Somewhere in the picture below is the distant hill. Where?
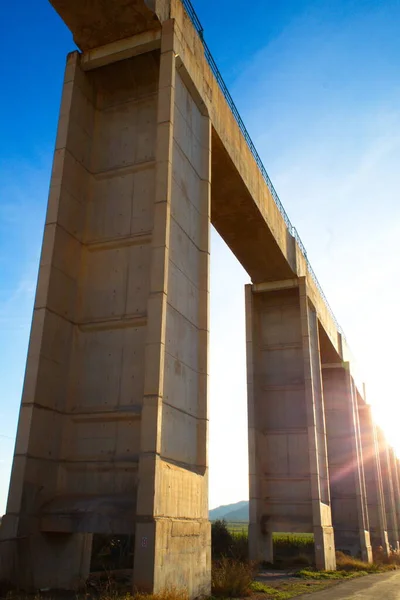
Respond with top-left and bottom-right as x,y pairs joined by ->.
209,500 -> 249,522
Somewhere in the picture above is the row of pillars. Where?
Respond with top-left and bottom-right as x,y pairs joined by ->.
246,279 -> 399,569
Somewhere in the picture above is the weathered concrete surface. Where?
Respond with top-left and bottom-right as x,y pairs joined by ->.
357,402 -> 390,554
246,279 -> 335,570
132,25 -> 211,595
323,365 -> 372,561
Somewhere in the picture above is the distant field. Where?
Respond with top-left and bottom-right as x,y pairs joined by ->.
212,522 -> 315,565
224,522 -> 314,543
226,521 -> 248,533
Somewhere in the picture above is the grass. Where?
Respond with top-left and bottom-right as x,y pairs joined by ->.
226,522 -> 248,534
296,568 -> 368,580
212,557 -> 255,597
249,580 -> 335,599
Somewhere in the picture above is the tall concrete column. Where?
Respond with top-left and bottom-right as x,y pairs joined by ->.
132,21 -> 211,596
357,402 -> 390,555
377,429 -> 399,551
322,365 -> 372,561
246,277 -> 336,570
388,447 -> 400,549
0,20 -> 211,597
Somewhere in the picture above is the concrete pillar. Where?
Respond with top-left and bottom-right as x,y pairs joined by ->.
132,21 -> 211,596
377,429 -> 399,551
389,447 -> 400,548
246,277 -> 336,570
357,402 -> 390,555
323,365 -> 372,561
0,20 -> 211,597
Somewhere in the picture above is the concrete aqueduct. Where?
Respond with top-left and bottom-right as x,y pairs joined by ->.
1,0 -> 399,596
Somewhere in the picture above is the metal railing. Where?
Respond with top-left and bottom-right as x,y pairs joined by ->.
181,0 -> 345,339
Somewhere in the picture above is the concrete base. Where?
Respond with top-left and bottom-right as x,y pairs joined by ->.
248,523 -> 273,565
134,519 -> 211,597
0,516 -> 92,590
370,530 -> 390,557
314,525 -> 336,571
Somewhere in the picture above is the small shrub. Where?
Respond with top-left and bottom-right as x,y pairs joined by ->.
211,520 -> 249,561
335,551 -> 380,573
212,520 -> 233,559
373,546 -> 400,566
212,558 -> 254,597
230,531 -> 249,562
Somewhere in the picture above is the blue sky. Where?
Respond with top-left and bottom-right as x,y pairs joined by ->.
1,0 -> 400,513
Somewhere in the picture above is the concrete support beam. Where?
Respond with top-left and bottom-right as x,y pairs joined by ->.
323,364 -> 372,561
377,429 -> 399,551
0,20 -> 211,597
357,402 -> 390,555
81,29 -> 162,71
48,0 -> 169,51
246,278 -> 336,570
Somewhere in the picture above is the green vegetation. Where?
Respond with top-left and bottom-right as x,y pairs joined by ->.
249,579 -> 334,599
225,521 -> 248,534
271,534 -> 314,568
209,522 -> 400,598
212,520 -> 248,561
213,521 -> 314,567
296,568 -> 367,580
